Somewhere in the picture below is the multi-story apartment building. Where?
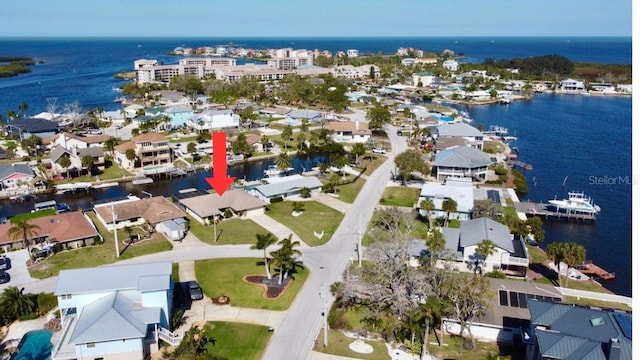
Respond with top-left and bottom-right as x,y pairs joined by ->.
266,48 -> 314,70
214,64 -> 293,83
134,58 -> 236,84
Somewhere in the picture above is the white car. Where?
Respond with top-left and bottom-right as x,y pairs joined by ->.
372,148 -> 386,154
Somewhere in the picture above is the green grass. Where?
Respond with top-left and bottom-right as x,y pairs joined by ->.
172,263 -> 180,283
427,333 -> 521,360
169,135 -> 199,143
56,164 -> 130,184
203,321 -> 272,360
314,329 -> 390,360
447,219 -> 461,228
265,201 -> 343,246
10,209 -> 56,222
503,206 -> 518,217
187,215 -> 275,245
483,140 -> 506,154
28,212 -> 173,279
563,296 -> 631,311
335,177 -> 366,203
195,258 -> 308,311
379,187 -> 420,207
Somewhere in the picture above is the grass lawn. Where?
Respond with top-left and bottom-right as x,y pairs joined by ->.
379,187 -> 420,207
361,155 -> 387,176
187,215 -> 275,245
447,219 -> 461,228
335,177 -> 366,203
427,332 -> 522,360
195,258 -> 308,311
563,296 -> 631,311
362,211 -> 427,246
169,135 -> 199,143
313,329 -> 390,360
56,164 -> 130,184
203,321 -> 272,360
483,140 -> 506,154
10,209 -> 56,222
265,201 -> 343,246
28,212 -> 173,279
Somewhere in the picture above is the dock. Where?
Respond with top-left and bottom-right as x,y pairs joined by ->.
577,260 -> 615,280
507,159 -> 533,170
514,201 -> 597,221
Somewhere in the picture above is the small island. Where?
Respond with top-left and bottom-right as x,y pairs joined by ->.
0,57 -> 37,77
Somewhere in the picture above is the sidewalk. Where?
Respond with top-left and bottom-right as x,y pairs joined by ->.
311,192 -> 352,214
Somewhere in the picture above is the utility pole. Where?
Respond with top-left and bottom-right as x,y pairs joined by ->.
320,283 -> 328,347
357,214 -> 362,267
111,203 -> 120,257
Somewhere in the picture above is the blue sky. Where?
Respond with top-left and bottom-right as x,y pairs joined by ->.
0,0 -> 632,37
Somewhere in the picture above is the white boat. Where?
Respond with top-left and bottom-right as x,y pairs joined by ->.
548,191 -> 601,214
264,165 -> 293,178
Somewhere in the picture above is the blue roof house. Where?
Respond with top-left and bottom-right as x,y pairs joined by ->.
5,117 -> 60,140
53,262 -> 178,359
165,106 -> 194,129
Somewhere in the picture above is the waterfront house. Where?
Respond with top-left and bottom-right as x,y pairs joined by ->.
0,163 -> 35,191
114,133 -> 172,169
53,262 -> 175,360
93,196 -> 186,234
441,217 -> 529,276
559,78 -> 586,92
433,145 -> 492,181
187,109 -> 240,132
324,120 -> 372,143
46,132 -> 111,150
49,145 -> 105,177
174,189 -> 267,225
523,300 -> 632,360
0,211 -> 99,251
417,177 -> 475,221
434,122 -> 485,150
5,117 -> 60,141
442,278 -> 562,344
249,175 -> 323,202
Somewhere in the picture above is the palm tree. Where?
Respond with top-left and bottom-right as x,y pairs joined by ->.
300,118 -> 309,132
351,143 -> 366,166
58,154 -> 72,178
7,219 -> 41,258
104,138 -> 120,154
81,154 -> 94,175
18,102 -> 28,117
419,198 -> 435,229
441,198 -> 458,227
275,153 -> 292,172
563,242 -> 586,288
546,242 -> 567,286
281,125 -> 293,150
125,148 -> 137,168
251,232 -> 277,279
299,187 -> 311,199
0,286 -> 36,317
292,202 -> 305,213
270,234 -> 302,285
475,240 -> 497,275
425,229 -> 445,267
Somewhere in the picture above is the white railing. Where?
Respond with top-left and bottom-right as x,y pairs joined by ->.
158,327 -> 182,346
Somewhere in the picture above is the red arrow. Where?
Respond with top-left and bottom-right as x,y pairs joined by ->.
205,132 -> 235,195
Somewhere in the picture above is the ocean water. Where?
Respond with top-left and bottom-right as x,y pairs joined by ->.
0,37 -> 632,296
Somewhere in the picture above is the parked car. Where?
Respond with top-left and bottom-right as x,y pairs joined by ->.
0,271 -> 9,284
188,281 -> 204,301
372,148 -> 386,154
0,256 -> 8,271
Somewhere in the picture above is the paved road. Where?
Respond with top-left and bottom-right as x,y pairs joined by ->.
261,126 -> 407,360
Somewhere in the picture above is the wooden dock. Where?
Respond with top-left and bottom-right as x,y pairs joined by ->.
507,159 -> 533,170
513,201 -> 597,221
577,260 -> 615,280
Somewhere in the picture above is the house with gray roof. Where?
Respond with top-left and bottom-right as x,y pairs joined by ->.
249,174 -> 323,202
440,217 -> 529,276
418,177 -> 475,221
176,189 -> 267,225
5,117 -> 60,140
433,145 -> 493,181
434,122 -> 485,150
286,109 -> 323,122
0,163 -> 35,191
53,262 -> 176,360
524,300 -> 632,360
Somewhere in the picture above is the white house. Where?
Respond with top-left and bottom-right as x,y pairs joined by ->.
53,262 -> 176,360
559,78 -> 586,91
175,189 -> 267,225
434,123 -> 485,150
346,49 -> 359,58
187,109 -> 240,132
443,59 -> 459,71
412,72 -> 435,87
249,175 -> 323,202
441,217 -> 529,276
417,177 -> 475,221
324,120 -> 372,143
433,145 -> 492,181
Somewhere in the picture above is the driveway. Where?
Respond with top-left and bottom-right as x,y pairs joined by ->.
0,249 -> 35,291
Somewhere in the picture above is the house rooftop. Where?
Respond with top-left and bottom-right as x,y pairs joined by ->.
0,211 -> 98,245
254,175 -> 323,198
434,145 -> 492,168
0,163 -> 34,181
436,122 -> 484,137
177,190 -> 266,218
94,196 -> 186,224
131,132 -> 168,143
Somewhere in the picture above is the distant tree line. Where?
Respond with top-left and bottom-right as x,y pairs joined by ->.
483,55 -> 575,77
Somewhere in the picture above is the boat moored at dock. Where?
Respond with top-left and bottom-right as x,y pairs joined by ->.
548,191 -> 601,215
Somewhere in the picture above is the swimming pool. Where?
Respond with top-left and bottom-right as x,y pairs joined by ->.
12,330 -> 53,360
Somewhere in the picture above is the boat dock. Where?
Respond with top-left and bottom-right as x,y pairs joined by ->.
514,201 -> 597,221
577,260 -> 615,280
507,159 -> 533,170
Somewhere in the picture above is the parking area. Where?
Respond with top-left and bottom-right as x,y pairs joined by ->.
0,250 -> 35,291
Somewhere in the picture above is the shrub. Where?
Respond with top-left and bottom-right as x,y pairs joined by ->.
270,196 -> 283,203
485,270 -> 507,279
37,293 -> 58,315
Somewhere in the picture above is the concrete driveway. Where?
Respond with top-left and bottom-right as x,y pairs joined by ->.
0,249 -> 35,291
